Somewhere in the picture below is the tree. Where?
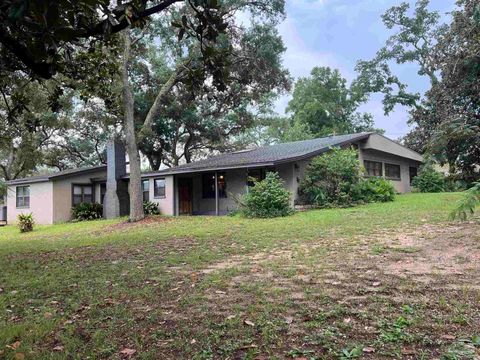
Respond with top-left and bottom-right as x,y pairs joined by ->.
410,0 -> 480,181
120,0 -> 286,221
353,0 -> 444,115
132,20 -> 290,169
0,73 -> 71,182
0,0 -> 189,78
285,66 -> 376,140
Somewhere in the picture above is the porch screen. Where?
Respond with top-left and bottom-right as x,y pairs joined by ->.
202,173 -> 226,198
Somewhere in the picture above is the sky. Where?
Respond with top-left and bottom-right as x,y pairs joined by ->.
274,0 -> 456,139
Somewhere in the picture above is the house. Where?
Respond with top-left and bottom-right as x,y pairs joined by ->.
5,132 -> 423,224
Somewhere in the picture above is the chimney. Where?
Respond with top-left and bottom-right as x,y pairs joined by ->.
104,140 -> 127,219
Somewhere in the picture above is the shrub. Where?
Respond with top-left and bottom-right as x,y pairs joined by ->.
72,202 -> 103,221
298,148 -> 361,207
143,201 -> 160,215
353,177 -> 396,203
451,182 -> 480,220
241,172 -> 293,218
411,163 -> 446,193
18,213 -> 34,233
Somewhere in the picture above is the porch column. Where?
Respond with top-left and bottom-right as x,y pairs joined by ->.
215,171 -> 219,216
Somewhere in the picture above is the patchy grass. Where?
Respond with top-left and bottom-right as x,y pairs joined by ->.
0,193 -> 479,359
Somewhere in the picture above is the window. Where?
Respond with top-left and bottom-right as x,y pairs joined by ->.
72,184 -> 93,206
409,167 -> 418,185
364,160 -> 383,177
16,186 -> 30,208
154,178 -> 166,198
385,163 -> 401,180
247,167 -> 275,187
100,183 -> 107,204
202,172 -> 227,198
142,180 -> 150,202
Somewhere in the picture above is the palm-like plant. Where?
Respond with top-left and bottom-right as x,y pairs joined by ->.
451,183 -> 480,220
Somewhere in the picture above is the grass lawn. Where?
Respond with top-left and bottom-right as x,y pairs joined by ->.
0,193 -> 479,359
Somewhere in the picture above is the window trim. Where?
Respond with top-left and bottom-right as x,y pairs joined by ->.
142,179 -> 150,202
153,178 -> 166,199
16,185 -> 30,209
364,160 -> 383,177
385,163 -> 401,181
71,183 -> 95,207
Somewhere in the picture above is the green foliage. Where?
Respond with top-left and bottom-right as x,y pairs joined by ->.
451,182 -> 480,220
353,177 -> 396,203
17,213 -> 34,233
412,163 -> 446,193
299,148 -> 362,207
143,201 -> 160,215
299,148 -> 396,207
71,203 -> 103,222
285,66 -> 375,141
241,172 -> 292,218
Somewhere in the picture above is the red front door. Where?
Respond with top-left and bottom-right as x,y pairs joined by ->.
178,178 -> 192,215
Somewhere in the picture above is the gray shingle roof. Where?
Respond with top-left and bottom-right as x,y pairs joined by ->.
5,165 -> 107,185
146,132 -> 372,175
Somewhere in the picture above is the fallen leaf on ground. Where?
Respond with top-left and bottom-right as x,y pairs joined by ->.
285,316 -> 294,324
8,341 -> 21,350
440,335 -> 456,340
190,339 -> 196,345
363,347 -> 375,353
372,282 -> 381,287
44,312 -> 53,319
215,290 -> 226,295
15,353 -> 25,360
120,348 -> 136,356
53,345 -> 64,351
226,315 -> 236,320
244,320 -> 255,327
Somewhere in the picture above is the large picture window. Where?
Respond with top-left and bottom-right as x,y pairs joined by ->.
142,180 -> 150,201
154,178 -> 166,198
364,160 -> 383,177
202,173 -> 227,198
385,163 -> 401,180
72,184 -> 93,206
16,186 -> 30,208
100,183 -> 106,204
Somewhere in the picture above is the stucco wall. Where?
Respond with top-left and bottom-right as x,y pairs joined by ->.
52,169 -> 107,223
145,175 -> 175,216
360,148 -> 421,193
7,181 -> 54,225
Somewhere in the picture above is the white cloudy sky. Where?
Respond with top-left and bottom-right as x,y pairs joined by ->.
274,0 -> 456,139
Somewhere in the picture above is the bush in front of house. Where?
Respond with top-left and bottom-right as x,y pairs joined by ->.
298,147 -> 361,207
18,213 -> 35,233
411,163 -> 446,193
298,148 -> 396,208
143,201 -> 160,215
353,177 -> 396,203
241,172 -> 293,218
71,203 -> 103,221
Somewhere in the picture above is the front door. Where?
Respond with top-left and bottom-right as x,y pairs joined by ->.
178,178 -> 193,215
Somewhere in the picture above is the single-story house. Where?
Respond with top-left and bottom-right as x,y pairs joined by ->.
4,132 -> 423,224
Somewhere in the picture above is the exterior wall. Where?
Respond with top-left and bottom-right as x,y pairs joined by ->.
362,133 -> 423,162
52,169 -> 107,223
7,181 -> 54,225
360,148 -> 421,193
145,175 -> 175,215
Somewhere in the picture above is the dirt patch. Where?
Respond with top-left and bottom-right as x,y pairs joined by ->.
101,216 -> 173,233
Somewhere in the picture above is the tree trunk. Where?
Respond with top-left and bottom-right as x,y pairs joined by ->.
121,29 -> 144,222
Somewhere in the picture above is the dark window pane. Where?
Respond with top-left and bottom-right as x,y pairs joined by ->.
16,186 -> 30,208
72,185 -> 94,206
409,167 -> 418,185
218,172 -> 227,198
154,178 -> 166,198
73,194 -> 83,206
385,163 -> 401,180
364,160 -> 383,177
202,173 -> 216,198
100,183 -> 107,204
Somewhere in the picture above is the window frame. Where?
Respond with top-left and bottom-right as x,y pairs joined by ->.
71,184 -> 94,206
385,163 -> 401,181
142,179 -> 150,202
153,178 -> 166,199
16,185 -> 30,208
364,160 -> 383,177
100,183 -> 107,205
202,172 -> 227,199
